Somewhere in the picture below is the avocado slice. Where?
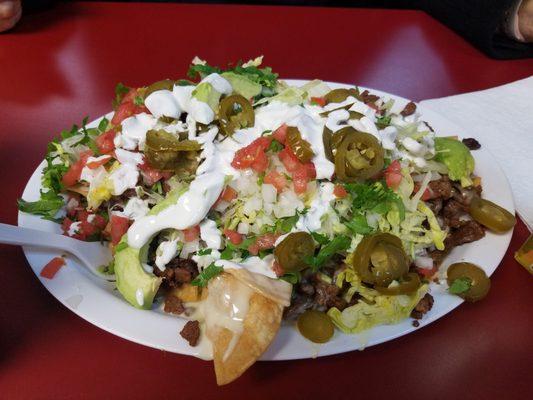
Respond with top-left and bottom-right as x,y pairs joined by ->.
114,238 -> 162,310
221,72 -> 262,99
192,82 -> 221,111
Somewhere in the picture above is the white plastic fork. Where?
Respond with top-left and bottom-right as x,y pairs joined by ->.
0,223 -> 114,281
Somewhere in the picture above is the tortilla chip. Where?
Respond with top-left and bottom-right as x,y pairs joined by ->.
226,267 -> 292,307
205,273 -> 283,385
169,283 -> 202,302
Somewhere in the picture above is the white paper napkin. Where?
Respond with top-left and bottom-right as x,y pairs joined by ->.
420,76 -> 533,231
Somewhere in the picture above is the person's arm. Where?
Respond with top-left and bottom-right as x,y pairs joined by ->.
0,0 -> 21,32
420,0 -> 533,59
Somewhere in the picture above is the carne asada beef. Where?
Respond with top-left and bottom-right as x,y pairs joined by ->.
411,293 -> 434,319
445,220 -> 485,248
180,320 -> 200,347
442,199 -> 469,228
427,176 -> 453,200
153,258 -> 199,288
164,295 -> 185,315
462,138 -> 481,150
400,101 -> 417,116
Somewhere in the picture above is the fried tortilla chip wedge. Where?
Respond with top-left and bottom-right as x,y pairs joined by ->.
205,273 -> 284,385
225,267 -> 292,307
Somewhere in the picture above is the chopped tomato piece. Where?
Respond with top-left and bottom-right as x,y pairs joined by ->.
111,101 -> 136,125
183,225 -> 200,242
264,170 -> 287,192
272,260 -> 284,277
333,184 -> 348,198
417,266 -> 438,279
95,129 -> 117,154
278,147 -> 300,173
302,162 -> 316,179
86,155 -> 111,169
272,124 -> 288,144
139,161 -> 165,186
310,97 -> 326,107
61,150 -> 93,187
248,242 -> 260,256
40,257 -> 66,280
231,137 -> 271,172
413,183 -> 432,201
220,186 -> 238,202
122,87 -> 138,104
224,229 -> 243,245
255,233 -> 280,250
384,160 -> 402,190
110,214 -> 130,245
292,166 -> 309,194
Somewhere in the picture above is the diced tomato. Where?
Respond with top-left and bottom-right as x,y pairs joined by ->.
110,214 -> 130,245
413,183 -> 432,201
111,101 -> 137,125
231,137 -> 272,172
292,166 -> 309,194
278,147 -> 300,173
65,194 -> 80,217
40,257 -> 66,280
95,129 -> 117,154
62,217 -> 74,235
272,124 -> 288,144
417,266 -> 438,279
61,150 -> 93,187
302,162 -> 316,179
310,97 -> 326,107
220,186 -> 238,202
255,233 -> 280,250
334,184 -> 348,199
133,104 -> 150,115
384,160 -> 402,190
122,88 -> 138,104
139,161 -> 165,186
272,260 -> 284,277
224,229 -> 243,245
86,155 -> 111,169
264,170 -> 287,192
183,225 -> 200,242
248,242 -> 260,256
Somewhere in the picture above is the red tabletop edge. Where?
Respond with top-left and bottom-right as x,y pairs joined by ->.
0,2 -> 532,399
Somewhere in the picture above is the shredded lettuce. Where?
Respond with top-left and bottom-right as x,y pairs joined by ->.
327,267 -> 429,334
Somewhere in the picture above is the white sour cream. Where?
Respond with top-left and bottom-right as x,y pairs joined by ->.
109,164 -> 139,196
144,90 -> 182,119
215,254 -> 277,279
123,197 -> 150,220
115,113 -> 157,150
296,182 -> 335,232
200,73 -> 232,95
200,219 -> 222,250
155,239 -> 179,271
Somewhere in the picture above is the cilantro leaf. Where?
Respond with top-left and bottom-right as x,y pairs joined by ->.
344,213 -> 373,235
17,190 -> 64,221
345,181 -> 405,221
267,139 -> 284,153
305,235 -> 351,271
191,263 -> 224,287
197,248 -> 212,256
448,277 -> 472,294
280,271 -> 301,284
376,115 -> 391,129
97,117 -> 109,133
134,95 -> 144,106
310,231 -> 329,245
113,82 -> 130,108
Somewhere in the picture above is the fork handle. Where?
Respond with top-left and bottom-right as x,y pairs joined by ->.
0,223 -> 77,253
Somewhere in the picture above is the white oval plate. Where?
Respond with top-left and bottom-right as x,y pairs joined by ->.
18,81 -> 514,360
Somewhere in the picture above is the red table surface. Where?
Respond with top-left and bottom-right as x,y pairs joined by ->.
1,2 -> 532,399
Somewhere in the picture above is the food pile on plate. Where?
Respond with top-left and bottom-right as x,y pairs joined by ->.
19,57 -> 515,384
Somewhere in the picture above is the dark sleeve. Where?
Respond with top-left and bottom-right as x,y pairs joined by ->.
419,0 -> 533,59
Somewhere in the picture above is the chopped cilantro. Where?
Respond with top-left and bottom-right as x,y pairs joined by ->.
97,117 -> 109,133
191,263 -> 224,287
376,115 -> 391,129
304,235 -> 351,271
345,181 -> 405,221
280,271 -> 301,284
113,82 -> 130,108
197,248 -> 212,256
268,139 -> 284,153
344,213 -> 373,235
449,277 -> 472,294
134,95 -> 144,106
